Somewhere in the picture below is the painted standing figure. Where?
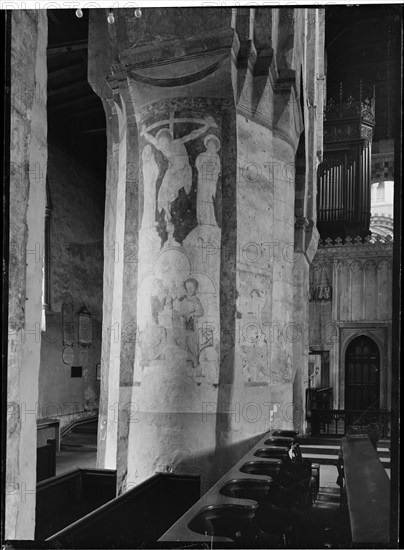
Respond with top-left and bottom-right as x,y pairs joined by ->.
150,278 -> 169,326
141,145 -> 159,229
195,134 -> 221,226
173,278 -> 204,367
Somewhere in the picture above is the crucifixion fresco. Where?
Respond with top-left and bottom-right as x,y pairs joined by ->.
139,109 -> 220,244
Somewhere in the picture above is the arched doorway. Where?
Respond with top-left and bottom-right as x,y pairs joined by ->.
345,335 -> 380,410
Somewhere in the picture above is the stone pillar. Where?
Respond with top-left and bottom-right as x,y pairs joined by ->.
89,7 -> 324,492
121,16 -> 234,491
89,12 -> 131,472
6,10 -> 47,540
96,95 -> 128,470
292,9 -> 324,435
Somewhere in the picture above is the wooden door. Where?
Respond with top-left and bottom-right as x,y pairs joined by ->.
345,335 -> 380,411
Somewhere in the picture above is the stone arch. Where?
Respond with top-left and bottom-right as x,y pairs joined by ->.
341,330 -> 384,361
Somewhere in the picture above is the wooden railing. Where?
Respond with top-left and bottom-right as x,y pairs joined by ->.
311,409 -> 391,439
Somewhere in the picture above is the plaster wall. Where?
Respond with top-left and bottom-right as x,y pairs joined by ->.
213,116 -> 297,476
37,144 -> 104,429
235,118 -> 297,434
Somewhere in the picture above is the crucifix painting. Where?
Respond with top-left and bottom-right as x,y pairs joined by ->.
139,107 -> 219,245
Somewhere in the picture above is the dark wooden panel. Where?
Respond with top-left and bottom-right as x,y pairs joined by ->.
46,473 -> 200,548
36,439 -> 56,482
35,468 -> 116,541
345,335 -> 380,411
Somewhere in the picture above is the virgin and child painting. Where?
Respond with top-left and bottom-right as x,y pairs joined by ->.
139,276 -> 214,372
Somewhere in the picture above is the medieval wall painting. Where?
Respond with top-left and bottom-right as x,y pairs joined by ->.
139,101 -> 221,246
140,145 -> 159,230
134,99 -> 222,387
237,278 -> 272,386
196,134 -> 221,226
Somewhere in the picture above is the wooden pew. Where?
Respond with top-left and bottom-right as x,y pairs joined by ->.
342,434 -> 390,546
36,468 -> 117,540
45,473 -> 200,548
37,438 -> 56,482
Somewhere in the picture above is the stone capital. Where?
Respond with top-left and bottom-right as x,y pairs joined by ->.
89,7 -> 308,149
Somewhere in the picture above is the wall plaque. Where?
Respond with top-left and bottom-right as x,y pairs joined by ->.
78,306 -> 92,347
62,346 -> 74,365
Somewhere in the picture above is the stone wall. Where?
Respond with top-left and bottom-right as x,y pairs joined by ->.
7,10 -> 47,540
37,143 -> 104,430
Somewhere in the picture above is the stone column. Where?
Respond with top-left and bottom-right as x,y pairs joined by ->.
292,9 -> 324,435
96,95 -> 129,470
89,12 -> 135,473
89,7 -> 324,492
6,10 -> 47,540
121,18 -> 234,492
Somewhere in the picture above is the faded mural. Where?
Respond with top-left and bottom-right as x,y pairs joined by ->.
134,100 -> 222,386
